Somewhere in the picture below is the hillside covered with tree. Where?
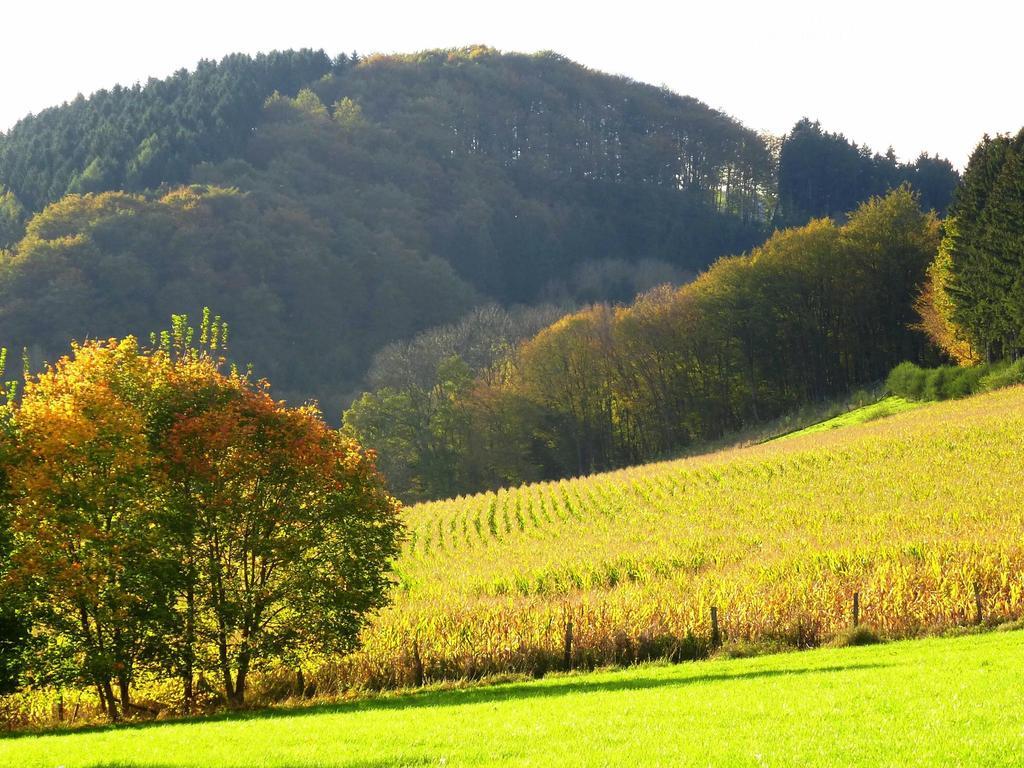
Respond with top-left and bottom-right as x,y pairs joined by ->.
346,188 -> 942,500
0,47 -> 959,414
0,47 -> 779,412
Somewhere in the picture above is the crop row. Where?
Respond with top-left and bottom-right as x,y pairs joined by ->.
344,387 -> 1024,689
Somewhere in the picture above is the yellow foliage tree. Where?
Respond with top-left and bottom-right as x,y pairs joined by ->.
914,219 -> 981,365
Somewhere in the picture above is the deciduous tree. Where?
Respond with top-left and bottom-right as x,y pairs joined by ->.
4,314 -> 403,716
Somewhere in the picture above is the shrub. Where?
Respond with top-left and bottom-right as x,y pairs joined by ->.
923,366 -> 956,400
946,364 -> 990,398
887,362 -> 927,400
978,359 -> 1024,392
885,360 -> 1024,402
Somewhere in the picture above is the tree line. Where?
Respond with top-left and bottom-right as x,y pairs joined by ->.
776,118 -> 959,226
0,313 -> 402,720
345,188 -> 941,501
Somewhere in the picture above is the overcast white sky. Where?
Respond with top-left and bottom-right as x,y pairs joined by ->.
4,0 -> 1021,168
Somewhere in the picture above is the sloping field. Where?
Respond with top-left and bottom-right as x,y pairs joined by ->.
337,386 -> 1024,688
4,630 -> 1023,767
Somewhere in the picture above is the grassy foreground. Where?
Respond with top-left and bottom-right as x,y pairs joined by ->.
4,629 -> 1023,767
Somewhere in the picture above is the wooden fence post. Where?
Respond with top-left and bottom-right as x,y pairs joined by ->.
974,582 -> 984,625
564,619 -> 574,671
710,606 -> 721,649
412,638 -> 425,687
852,592 -> 860,628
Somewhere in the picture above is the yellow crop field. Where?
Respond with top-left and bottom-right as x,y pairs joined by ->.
337,386 -> 1024,689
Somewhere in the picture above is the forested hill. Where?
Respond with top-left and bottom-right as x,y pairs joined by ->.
0,47 -> 959,415
0,50 -> 336,211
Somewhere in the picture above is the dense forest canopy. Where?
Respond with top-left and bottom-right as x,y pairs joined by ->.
0,47 -> 959,415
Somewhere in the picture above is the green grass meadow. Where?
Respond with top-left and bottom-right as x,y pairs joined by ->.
4,629 -> 1023,768
769,395 -> 922,442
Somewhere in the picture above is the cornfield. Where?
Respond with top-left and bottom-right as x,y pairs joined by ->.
336,386 -> 1024,688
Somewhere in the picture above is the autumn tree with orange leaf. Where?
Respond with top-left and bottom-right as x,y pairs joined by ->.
162,373 -> 403,707
3,312 -> 403,718
6,339 -> 174,720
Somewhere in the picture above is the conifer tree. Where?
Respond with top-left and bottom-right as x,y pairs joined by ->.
946,130 -> 1024,359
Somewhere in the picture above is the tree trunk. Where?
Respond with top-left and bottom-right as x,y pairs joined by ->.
231,650 -> 251,707
112,623 -> 131,713
217,606 -> 235,704
101,678 -> 119,722
95,682 -> 108,720
214,576 -> 234,703
232,667 -> 248,707
183,673 -> 194,716
118,674 -> 131,713
219,639 -> 235,705
183,582 -> 196,715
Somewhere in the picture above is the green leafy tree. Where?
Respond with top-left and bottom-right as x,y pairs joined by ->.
914,219 -> 980,364
344,304 -> 561,500
946,130 -> 1024,360
344,357 -> 472,501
